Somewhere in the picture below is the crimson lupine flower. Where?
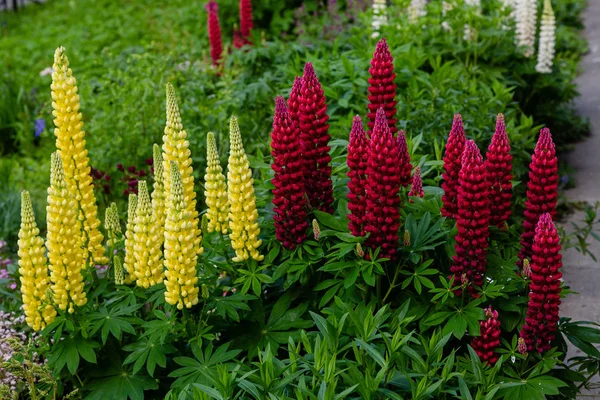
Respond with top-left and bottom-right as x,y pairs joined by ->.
347,116 -> 369,236
451,140 -> 491,295
233,28 -> 245,49
442,114 -> 466,218
485,114 -> 513,228
298,63 -> 334,213
397,130 -> 412,187
364,108 -> 402,260
408,167 -> 424,201
472,306 -> 501,365
520,213 -> 562,353
287,76 -> 302,125
271,97 -> 308,249
367,38 -> 397,136
517,128 -> 558,268
206,1 -> 223,66
239,0 -> 253,41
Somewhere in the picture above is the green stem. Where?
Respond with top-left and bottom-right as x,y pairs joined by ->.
382,266 -> 402,305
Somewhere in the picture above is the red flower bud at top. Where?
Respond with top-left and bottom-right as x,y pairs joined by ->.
347,116 -> 369,236
367,38 -> 398,136
271,96 -> 309,249
408,166 -> 424,201
397,130 -> 412,187
239,0 -> 253,41
442,114 -> 466,218
472,306 -> 501,365
298,63 -> 334,213
287,76 -> 303,125
233,27 -> 245,49
517,128 -> 558,268
520,213 -> 562,354
206,1 -> 223,67
484,114 -> 513,228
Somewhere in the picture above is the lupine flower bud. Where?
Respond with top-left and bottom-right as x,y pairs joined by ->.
408,167 -> 424,201
409,0 -> 427,23
442,114 -> 466,218
206,1 -> 223,66
535,0 -> 555,74
123,194 -> 138,284
201,214 -> 209,235
520,213 -> 562,353
202,284 -> 210,300
51,47 -> 106,265
515,0 -> 536,57
451,140 -> 491,296
114,255 -> 125,286
356,243 -> 365,258
205,132 -> 230,235
472,306 -> 501,365
271,97 -> 308,249
287,76 -> 302,127
18,191 -> 56,331
367,38 -> 397,136
105,203 -> 121,234
518,337 -> 528,356
518,128 -> 558,268
347,116 -> 369,237
298,63 -> 334,213
227,117 -> 264,262
397,130 -> 412,187
523,258 -> 531,278
152,144 -> 166,242
484,114 -> 513,228
239,0 -> 253,43
312,219 -> 321,241
403,230 -> 411,247
364,108 -> 402,260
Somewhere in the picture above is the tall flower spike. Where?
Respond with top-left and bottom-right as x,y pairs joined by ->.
163,83 -> 202,256
132,181 -> 164,288
520,213 -> 562,353
515,0 -> 537,57
298,62 -> 334,213
123,194 -> 138,284
485,114 -> 513,228
371,0 -> 388,38
206,1 -> 223,66
18,191 -> 56,331
397,130 -> 412,187
47,153 -> 87,313
518,128 -> 558,268
408,0 -> 427,23
239,0 -> 253,42
152,144 -> 166,240
228,117 -> 264,261
114,255 -> 125,286
287,76 -> 303,128
364,108 -> 402,260
451,140 -> 491,296
441,114 -> 467,218
51,47 -> 106,265
164,162 -> 200,309
205,132 -> 230,234
104,202 -> 122,248
367,38 -> 397,136
536,0 -> 556,74
347,116 -> 369,237
408,167 -> 424,201
271,96 -> 309,249
472,306 -> 501,365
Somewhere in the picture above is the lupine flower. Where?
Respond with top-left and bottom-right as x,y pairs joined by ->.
239,0 -> 253,43
47,153 -> 87,313
356,243 -> 365,258
202,283 -> 210,299
206,1 -> 223,66
371,0 -> 388,38
151,144 -> 166,246
408,167 -> 424,201
51,47 -> 106,265
518,337 -> 528,356
515,0 -> 537,57
164,162 -> 200,309
472,306 -> 501,365
132,181 -> 164,288
408,0 -> 427,23
397,130 -> 412,187
312,219 -> 321,240
287,76 -> 303,126
271,97 -> 308,249
536,0 -> 556,73
441,114 -> 466,218
520,213 -> 562,353
484,114 -> 513,228
364,108 -> 402,260
123,194 -> 138,284
113,255 -> 125,286
347,116 -> 369,237
34,118 -> 45,138
298,63 -> 334,213
104,202 -> 121,248
233,27 -> 245,49
451,140 -> 491,295
18,191 -> 55,331
367,38 -> 397,136
163,83 -> 202,256
523,258 -> 532,278
517,128 -> 558,268
227,117 -> 263,262
403,230 -> 411,247
205,132 -> 230,234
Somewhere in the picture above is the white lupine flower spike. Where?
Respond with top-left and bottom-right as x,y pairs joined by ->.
515,0 -> 537,57
536,0 -> 555,73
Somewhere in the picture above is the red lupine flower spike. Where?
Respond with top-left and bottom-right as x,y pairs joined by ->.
397,130 -> 412,187
517,128 -> 558,268
451,140 -> 491,296
520,213 -> 562,353
239,0 -> 253,42
298,63 -> 334,213
367,38 -> 398,135
485,114 -> 513,228
408,166 -> 424,201
442,114 -> 467,218
233,27 -> 245,49
347,116 -> 369,236
287,76 -> 303,125
364,108 -> 402,260
206,1 -> 223,67
472,306 -> 501,365
271,96 -> 309,249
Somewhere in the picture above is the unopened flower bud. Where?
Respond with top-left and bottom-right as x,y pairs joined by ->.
202,284 -> 210,299
114,255 -> 124,286
522,258 -> 531,278
312,219 -> 321,240
356,243 -> 364,258
518,337 -> 528,356
403,230 -> 411,247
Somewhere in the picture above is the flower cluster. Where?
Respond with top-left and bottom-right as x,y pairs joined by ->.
371,0 -> 387,38
287,76 -> 302,125
151,144 -> 166,241
441,114 -> 466,218
206,1 -> 223,66
536,0 -> 556,74
472,306 -> 501,365
117,162 -> 150,196
397,130 -> 412,187
367,38 -> 397,136
204,132 -> 230,235
484,114 -> 512,228
347,116 -> 369,237
104,202 -> 121,248
408,0 -> 427,23
408,167 -> 424,201
515,0 -> 537,57
239,0 -> 253,43
123,194 -> 138,284
90,167 -> 111,195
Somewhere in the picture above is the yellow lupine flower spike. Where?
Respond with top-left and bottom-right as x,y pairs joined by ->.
162,83 -> 202,256
18,191 -> 56,331
227,117 -> 263,262
205,132 -> 229,234
47,153 -> 87,313
51,47 -> 106,265
123,194 -> 138,284
132,181 -> 164,288
114,255 -> 125,286
152,144 -> 166,242
104,203 -> 121,248
164,161 -> 199,309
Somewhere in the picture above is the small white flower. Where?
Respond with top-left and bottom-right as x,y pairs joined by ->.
372,0 -> 388,37
535,0 -> 555,73
39,67 -> 53,77
408,0 -> 427,24
515,0 -> 537,57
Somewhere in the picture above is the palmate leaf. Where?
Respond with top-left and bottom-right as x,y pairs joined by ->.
169,343 -> 241,389
47,336 -> 100,375
89,305 -> 142,344
123,338 -> 176,377
85,365 -> 158,400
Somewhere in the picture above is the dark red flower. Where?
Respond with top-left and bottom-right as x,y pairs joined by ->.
517,128 -> 558,268
271,96 -> 309,249
287,76 -> 302,126
117,163 -> 124,172
206,1 -> 223,67
239,0 -> 253,42
233,27 -> 245,49
442,114 -> 466,218
397,129 -> 412,187
367,38 -> 397,136
145,158 -> 153,166
408,166 -> 424,201
347,115 -> 369,237
298,63 -> 333,213
127,165 -> 136,173
485,114 -> 513,228
472,306 -> 501,365
520,213 -> 562,353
